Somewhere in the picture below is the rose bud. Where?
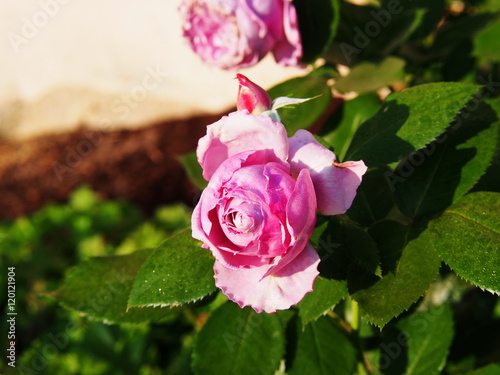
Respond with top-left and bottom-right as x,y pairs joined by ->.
236,74 -> 273,114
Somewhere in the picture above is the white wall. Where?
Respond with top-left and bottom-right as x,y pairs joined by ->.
0,0 -> 305,139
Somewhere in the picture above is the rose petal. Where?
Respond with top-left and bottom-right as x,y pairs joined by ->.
192,150 -> 286,270
288,129 -> 367,215
262,168 -> 316,277
197,110 -> 289,180
272,0 -> 303,66
214,243 -> 320,313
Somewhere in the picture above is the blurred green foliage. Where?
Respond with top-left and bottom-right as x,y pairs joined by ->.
0,186 -> 196,375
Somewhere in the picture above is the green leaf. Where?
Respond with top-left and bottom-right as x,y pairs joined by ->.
392,99 -> 499,218
294,0 -> 340,63
381,304 -> 454,375
177,151 -> 207,191
334,57 -> 405,94
267,68 -> 334,134
298,276 -> 348,327
192,302 -> 285,375
287,315 -> 358,375
127,229 -> 216,309
350,220 -> 442,328
344,82 -> 480,167
321,93 -> 381,161
477,0 -> 500,12
428,192 -> 500,294
271,95 -> 319,110
54,249 -> 173,323
347,166 -> 395,227
474,19 -> 500,64
464,364 -> 500,375
473,96 -> 500,193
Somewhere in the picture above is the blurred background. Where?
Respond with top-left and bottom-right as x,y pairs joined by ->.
0,1 -> 303,373
0,0 -> 304,220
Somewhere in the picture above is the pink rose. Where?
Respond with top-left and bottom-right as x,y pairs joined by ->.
192,110 -> 367,313
179,0 -> 302,70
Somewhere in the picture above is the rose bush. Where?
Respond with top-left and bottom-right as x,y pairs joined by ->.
192,110 -> 367,313
179,0 -> 302,70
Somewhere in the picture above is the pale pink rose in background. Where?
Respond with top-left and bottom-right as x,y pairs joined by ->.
179,0 -> 302,70
192,110 -> 367,313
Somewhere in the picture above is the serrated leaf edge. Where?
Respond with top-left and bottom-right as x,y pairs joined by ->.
355,252 -> 441,329
125,229 -> 216,310
56,300 -> 172,325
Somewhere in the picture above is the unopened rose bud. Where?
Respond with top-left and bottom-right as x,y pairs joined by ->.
236,74 -> 272,114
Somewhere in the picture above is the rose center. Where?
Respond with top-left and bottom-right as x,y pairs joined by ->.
218,197 -> 263,248
225,210 -> 254,233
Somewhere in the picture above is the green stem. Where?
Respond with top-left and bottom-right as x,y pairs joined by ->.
357,362 -> 368,375
327,310 -> 352,333
183,309 -> 200,331
351,299 -> 360,332
351,300 -> 369,375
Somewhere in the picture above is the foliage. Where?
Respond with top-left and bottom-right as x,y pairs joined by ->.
4,1 -> 500,374
0,187 -> 192,374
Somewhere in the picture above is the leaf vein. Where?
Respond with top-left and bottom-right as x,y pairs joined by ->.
444,210 -> 500,236
311,323 -> 326,375
230,309 -> 252,375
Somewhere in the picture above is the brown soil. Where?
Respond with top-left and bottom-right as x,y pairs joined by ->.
0,98 -> 339,221
0,113 -> 224,221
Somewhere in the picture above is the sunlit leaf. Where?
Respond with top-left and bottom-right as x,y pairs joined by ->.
334,57 -> 405,94
127,229 -> 216,309
350,220 -> 441,328
428,192 -> 500,294
392,99 -> 499,218
298,276 -> 348,327
55,249 -> 173,323
345,83 -> 480,167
